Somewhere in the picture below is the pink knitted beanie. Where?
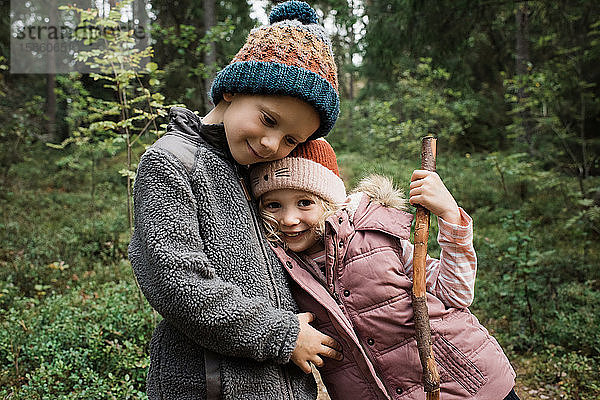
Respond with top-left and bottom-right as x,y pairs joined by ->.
250,139 -> 346,204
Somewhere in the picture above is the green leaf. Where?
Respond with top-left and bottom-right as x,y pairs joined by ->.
146,62 -> 158,73
119,169 -> 136,179
577,199 -> 594,207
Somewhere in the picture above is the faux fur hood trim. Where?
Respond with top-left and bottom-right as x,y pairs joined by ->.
346,174 -> 408,218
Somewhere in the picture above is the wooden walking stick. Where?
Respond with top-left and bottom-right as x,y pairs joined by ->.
412,136 -> 441,400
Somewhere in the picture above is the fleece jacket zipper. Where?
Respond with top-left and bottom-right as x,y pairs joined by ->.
236,167 -> 293,400
236,166 -> 282,308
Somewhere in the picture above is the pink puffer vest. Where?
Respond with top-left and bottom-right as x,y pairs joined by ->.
272,194 -> 515,400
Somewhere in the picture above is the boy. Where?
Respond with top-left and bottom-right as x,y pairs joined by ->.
128,2 -> 343,399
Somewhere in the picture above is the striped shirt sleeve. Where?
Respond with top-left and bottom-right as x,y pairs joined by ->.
398,207 -> 477,308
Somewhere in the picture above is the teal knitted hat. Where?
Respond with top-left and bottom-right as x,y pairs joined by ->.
210,1 -> 339,139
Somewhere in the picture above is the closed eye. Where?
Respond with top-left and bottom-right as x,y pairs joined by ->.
261,112 -> 276,127
285,136 -> 299,147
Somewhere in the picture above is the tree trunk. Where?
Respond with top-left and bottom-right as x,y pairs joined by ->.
515,2 -> 533,153
515,4 -> 529,77
45,74 -> 57,142
203,0 -> 217,113
45,0 -> 57,142
348,0 -> 356,100
134,0 -> 150,50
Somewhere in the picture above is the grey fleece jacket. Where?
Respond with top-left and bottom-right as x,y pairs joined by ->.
128,107 -> 317,400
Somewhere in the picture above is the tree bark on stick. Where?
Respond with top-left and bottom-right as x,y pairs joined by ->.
412,136 -> 440,400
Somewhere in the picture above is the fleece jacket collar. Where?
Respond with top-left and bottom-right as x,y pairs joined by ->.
166,106 -> 233,161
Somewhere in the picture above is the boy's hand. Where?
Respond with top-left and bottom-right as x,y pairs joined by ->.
291,312 -> 343,374
409,170 -> 460,224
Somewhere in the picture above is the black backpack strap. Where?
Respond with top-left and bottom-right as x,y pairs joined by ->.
204,349 -> 221,399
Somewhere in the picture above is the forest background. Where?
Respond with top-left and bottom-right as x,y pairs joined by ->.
1,0 -> 599,399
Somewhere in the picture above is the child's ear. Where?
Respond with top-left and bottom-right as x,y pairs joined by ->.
223,93 -> 234,102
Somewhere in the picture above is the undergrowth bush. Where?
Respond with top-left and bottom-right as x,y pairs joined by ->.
0,277 -> 154,399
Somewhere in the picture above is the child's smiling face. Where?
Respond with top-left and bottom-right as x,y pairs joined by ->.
221,94 -> 320,165
261,188 -> 325,253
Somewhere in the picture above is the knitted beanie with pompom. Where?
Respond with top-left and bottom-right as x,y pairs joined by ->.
210,1 -> 339,139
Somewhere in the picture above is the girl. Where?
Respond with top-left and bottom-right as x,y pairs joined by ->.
250,139 -> 519,400
129,2 -> 344,399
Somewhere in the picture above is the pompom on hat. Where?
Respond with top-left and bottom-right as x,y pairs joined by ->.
250,138 -> 346,204
210,1 -> 339,139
